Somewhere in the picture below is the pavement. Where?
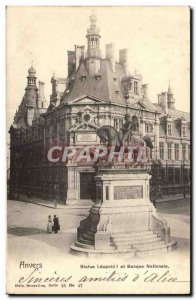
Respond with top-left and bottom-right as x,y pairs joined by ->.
11,192 -> 190,210
7,198 -> 190,255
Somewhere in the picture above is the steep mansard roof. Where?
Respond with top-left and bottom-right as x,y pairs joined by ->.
153,103 -> 190,121
61,59 -> 126,106
168,109 -> 190,123
60,59 -> 156,112
153,102 -> 190,138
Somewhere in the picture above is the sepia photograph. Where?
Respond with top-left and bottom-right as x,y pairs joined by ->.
6,6 -> 190,295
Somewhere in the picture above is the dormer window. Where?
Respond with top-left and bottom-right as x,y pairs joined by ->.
168,124 -> 172,135
182,125 -> 186,137
134,81 -> 138,95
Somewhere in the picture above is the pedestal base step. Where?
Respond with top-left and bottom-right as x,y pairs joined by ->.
136,240 -> 177,256
70,229 -> 177,257
110,230 -> 162,249
70,243 -> 136,257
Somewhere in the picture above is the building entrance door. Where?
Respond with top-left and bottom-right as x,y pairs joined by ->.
80,172 -> 95,200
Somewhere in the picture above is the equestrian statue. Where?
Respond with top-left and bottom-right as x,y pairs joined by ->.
97,114 -> 153,149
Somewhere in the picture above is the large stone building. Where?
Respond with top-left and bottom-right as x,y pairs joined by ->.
9,14 -> 190,204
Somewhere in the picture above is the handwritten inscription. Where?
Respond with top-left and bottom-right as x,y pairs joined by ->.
17,267 -> 178,285
114,186 -> 143,200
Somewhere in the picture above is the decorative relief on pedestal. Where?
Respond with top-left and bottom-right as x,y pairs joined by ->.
114,185 -> 143,200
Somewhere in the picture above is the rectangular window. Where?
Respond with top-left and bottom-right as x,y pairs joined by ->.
159,142 -> 164,159
168,124 -> 172,135
149,124 -> 153,133
174,144 -> 179,160
182,126 -> 186,137
114,119 -> 120,130
145,123 -> 149,133
182,144 -> 186,160
118,119 -> 121,129
116,119 -> 119,131
134,81 -> 138,94
167,143 -> 172,160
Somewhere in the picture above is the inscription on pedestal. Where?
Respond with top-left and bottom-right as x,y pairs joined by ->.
114,186 -> 143,200
76,133 -> 97,142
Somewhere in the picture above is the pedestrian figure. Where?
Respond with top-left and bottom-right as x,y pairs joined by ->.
53,215 -> 60,233
28,191 -> 31,198
47,215 -> 52,233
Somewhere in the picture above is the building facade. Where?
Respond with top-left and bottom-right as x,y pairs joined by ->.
9,14 -> 190,204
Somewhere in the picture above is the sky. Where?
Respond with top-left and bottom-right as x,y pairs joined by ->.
6,6 -> 190,130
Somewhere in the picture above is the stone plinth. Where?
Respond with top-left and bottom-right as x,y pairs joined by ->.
70,167 -> 177,257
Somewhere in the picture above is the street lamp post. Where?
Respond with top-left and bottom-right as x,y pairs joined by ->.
182,160 -> 186,199
15,153 -> 21,200
54,184 -> 57,208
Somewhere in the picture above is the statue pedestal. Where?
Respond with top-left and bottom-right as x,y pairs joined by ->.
70,167 -> 177,257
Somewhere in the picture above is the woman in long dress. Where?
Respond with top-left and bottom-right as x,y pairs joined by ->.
47,215 -> 52,233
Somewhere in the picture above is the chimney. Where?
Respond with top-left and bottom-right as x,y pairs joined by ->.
38,81 -> 47,109
106,43 -> 115,72
119,48 -> 129,75
75,45 -> 85,71
67,51 -> 76,77
142,84 -> 149,98
38,81 -> 45,99
160,92 -> 168,114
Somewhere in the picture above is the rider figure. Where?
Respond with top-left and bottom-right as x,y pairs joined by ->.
120,114 -> 133,144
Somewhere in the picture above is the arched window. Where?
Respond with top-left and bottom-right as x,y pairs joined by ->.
91,37 -> 95,47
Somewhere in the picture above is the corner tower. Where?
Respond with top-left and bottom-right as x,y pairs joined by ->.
13,65 -> 48,127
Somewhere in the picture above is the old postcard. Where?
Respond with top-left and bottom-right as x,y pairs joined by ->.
6,6 -> 191,295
